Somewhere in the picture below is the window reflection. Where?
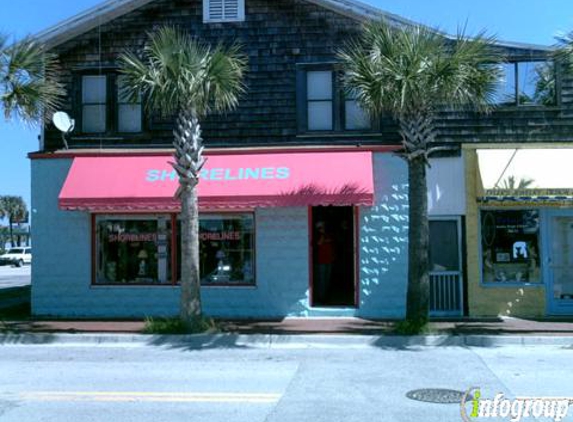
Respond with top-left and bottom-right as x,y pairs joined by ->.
175,214 -> 256,286
96,217 -> 172,285
494,63 -> 516,105
494,61 -> 555,106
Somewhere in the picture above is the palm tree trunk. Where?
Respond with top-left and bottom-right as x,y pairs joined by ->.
400,116 -> 432,322
8,217 -> 14,248
173,109 -> 205,325
179,182 -> 202,323
406,156 -> 430,321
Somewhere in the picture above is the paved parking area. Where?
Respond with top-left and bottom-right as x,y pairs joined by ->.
0,265 -> 31,290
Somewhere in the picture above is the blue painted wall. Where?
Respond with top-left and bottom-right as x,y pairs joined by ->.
31,153 -> 408,318
358,153 -> 409,318
31,158 -> 180,317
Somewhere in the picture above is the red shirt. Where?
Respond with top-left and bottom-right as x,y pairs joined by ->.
317,235 -> 335,264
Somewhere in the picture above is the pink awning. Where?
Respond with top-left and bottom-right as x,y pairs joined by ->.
58,151 -> 374,211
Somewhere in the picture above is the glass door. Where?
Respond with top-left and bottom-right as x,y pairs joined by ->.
549,216 -> 573,313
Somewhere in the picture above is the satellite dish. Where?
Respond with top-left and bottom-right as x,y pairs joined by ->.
52,111 -> 75,150
52,111 -> 75,134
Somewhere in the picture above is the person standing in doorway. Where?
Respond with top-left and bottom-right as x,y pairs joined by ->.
315,221 -> 335,304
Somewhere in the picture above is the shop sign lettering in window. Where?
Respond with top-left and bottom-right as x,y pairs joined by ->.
481,210 -> 541,283
96,214 -> 256,287
96,217 -> 172,285
198,214 -> 254,285
175,214 -> 255,286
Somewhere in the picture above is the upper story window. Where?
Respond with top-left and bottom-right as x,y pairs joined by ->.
80,73 -> 142,135
344,88 -> 371,131
203,0 -> 245,23
307,71 -> 334,131
82,75 -> 107,133
117,76 -> 143,133
298,66 -> 372,133
494,61 -> 556,107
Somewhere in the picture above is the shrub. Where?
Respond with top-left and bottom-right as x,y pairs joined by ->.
143,316 -> 218,334
394,318 -> 430,335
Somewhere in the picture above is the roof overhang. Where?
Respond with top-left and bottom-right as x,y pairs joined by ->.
36,0 -> 156,50
34,0 -> 552,53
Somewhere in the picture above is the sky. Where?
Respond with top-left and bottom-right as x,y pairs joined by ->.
1,0 -> 573,214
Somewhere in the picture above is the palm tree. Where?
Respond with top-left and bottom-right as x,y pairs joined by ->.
119,26 -> 247,327
1,34 -> 64,124
0,196 -> 28,247
533,62 -> 556,106
339,21 -> 502,323
553,30 -> 573,69
499,175 -> 535,191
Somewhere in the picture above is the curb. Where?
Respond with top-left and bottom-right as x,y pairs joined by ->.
1,333 -> 573,348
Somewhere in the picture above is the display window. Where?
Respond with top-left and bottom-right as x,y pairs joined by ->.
94,213 -> 255,287
95,215 -> 173,285
176,214 -> 256,286
480,210 -> 541,283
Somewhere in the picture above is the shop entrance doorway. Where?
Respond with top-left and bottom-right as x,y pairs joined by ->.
310,206 -> 357,307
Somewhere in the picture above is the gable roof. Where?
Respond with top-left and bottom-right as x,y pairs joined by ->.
35,0 -> 552,52
36,0 -> 155,49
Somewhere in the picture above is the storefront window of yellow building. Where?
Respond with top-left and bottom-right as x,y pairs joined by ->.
481,210 -> 541,283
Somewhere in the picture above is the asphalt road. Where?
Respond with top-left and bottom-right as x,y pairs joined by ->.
0,265 -> 31,289
0,342 -> 572,422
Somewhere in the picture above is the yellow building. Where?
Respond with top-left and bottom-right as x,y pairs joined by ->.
464,145 -> 573,317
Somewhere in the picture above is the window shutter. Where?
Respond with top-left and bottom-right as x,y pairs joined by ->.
223,0 -> 239,19
204,0 -> 244,22
208,0 -> 223,21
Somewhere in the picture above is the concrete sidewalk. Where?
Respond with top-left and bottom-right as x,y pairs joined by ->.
3,315 -> 573,336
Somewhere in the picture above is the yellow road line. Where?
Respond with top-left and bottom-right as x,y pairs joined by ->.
19,391 -> 282,404
25,396 -> 278,404
23,391 -> 281,398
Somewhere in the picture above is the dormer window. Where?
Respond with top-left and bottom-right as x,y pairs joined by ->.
203,0 -> 245,23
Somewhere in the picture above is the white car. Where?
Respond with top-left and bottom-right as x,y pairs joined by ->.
0,247 -> 32,267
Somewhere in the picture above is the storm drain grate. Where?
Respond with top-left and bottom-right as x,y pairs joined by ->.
406,388 -> 470,404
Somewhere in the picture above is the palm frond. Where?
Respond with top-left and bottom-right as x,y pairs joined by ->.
439,30 -> 503,112
338,20 -> 502,120
203,43 -> 247,114
500,175 -> 535,190
119,26 -> 247,119
0,196 -> 27,221
533,61 -> 556,106
553,30 -> 573,72
0,33 -> 7,54
1,36 -> 65,124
